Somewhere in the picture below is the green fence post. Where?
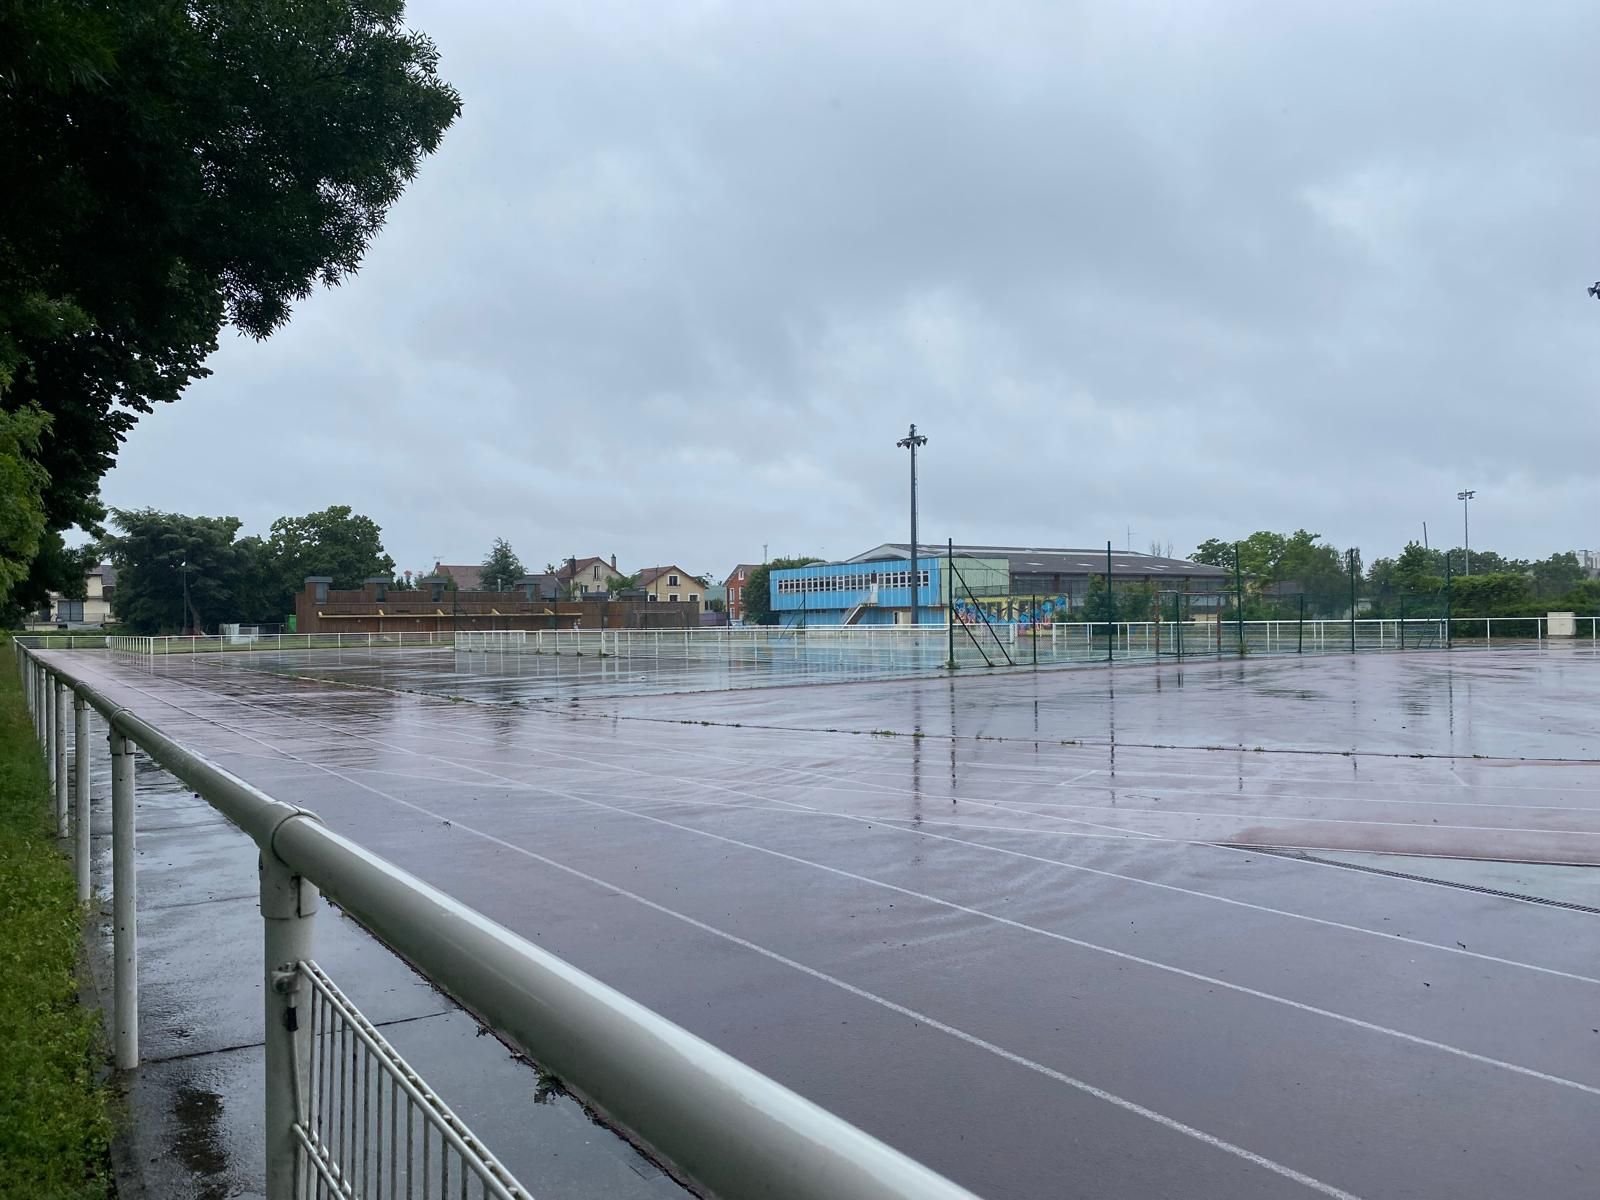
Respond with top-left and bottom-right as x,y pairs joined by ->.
1348,550 -> 1357,653
1398,592 -> 1405,651
1233,542 -> 1245,657
946,539 -> 955,669
1106,542 -> 1114,664
1298,593 -> 1304,654
1444,555 -> 1453,648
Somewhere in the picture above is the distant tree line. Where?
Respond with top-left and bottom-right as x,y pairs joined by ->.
1191,532 -> 1600,619
102,505 -> 395,633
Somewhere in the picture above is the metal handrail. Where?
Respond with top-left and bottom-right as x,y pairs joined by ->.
13,641 -> 980,1200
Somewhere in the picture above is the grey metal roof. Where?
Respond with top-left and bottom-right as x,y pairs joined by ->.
845,543 -> 1227,578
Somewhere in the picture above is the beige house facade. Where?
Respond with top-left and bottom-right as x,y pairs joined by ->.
558,555 -> 626,595
636,565 -> 704,605
27,563 -> 117,629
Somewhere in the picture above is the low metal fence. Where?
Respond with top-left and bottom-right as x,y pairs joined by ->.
13,641 -> 979,1200
88,615 -> 1600,668
13,632 -> 109,650
101,631 -> 451,655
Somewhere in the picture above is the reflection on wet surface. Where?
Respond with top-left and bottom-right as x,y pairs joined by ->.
50,644 -> 1600,1200
170,1084 -> 231,1199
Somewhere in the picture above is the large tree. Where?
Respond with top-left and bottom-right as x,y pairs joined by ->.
104,509 -> 269,633
0,405 -> 51,604
1530,551 -> 1586,599
266,506 -> 396,613
1193,530 -> 1344,587
480,539 -> 525,591
743,557 -> 823,626
0,0 -> 460,614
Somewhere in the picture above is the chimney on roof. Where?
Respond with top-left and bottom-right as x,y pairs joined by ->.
611,553 -> 617,570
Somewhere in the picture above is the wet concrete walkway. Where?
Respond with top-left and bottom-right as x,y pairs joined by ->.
48,645 -> 1600,1200
66,706 -> 685,1199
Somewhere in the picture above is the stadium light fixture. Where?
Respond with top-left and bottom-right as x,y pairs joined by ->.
1456,490 -> 1475,575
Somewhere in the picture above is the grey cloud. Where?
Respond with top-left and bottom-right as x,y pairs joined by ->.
102,0 -> 1600,575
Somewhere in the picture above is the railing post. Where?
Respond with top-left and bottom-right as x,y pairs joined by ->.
1348,549 -> 1357,653
44,671 -> 56,786
54,682 -> 69,838
261,847 -> 318,1200
1106,542 -> 1115,664
1233,543 -> 1245,657
74,694 -> 92,904
111,728 -> 139,1068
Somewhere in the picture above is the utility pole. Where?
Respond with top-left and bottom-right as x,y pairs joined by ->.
1457,490 -> 1475,575
897,424 -> 928,624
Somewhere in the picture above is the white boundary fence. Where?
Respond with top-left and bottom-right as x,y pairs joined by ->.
85,615 -> 1597,668
13,641 -> 980,1200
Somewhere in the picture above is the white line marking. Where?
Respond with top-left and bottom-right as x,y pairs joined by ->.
137,675 -> 1600,1104
92,657 -> 1600,982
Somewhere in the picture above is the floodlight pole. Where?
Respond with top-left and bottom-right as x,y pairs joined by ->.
1456,490 -> 1475,575
897,424 -> 928,624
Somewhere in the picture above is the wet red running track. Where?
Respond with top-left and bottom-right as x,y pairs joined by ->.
44,644 -> 1600,1200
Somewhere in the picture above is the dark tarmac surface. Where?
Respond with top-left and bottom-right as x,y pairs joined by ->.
49,644 -> 1600,1200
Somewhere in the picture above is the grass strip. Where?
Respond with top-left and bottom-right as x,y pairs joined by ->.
0,642 -> 111,1198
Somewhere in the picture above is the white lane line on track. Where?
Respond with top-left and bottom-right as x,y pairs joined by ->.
170,723 -> 1372,1198
257,692 -> 1600,821
85,658 -> 1600,983
96,652 -> 1600,898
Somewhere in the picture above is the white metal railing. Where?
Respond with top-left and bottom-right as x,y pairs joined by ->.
296,960 -> 529,1199
452,630 -> 528,651
13,641 -> 980,1200
13,633 -> 109,650
103,631 -> 450,655
93,615 -> 1597,667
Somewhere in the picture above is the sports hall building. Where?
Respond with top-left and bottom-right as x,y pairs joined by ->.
768,543 -> 1229,627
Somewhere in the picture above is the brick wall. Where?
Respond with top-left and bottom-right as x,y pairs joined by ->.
295,580 -> 699,634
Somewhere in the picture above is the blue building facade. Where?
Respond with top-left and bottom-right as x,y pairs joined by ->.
769,557 -> 943,626
766,543 -> 1228,628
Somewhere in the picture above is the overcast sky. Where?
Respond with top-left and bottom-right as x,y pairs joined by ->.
100,0 -> 1600,579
